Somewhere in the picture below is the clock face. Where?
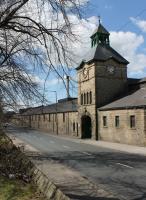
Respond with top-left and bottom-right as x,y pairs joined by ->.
107,66 -> 115,74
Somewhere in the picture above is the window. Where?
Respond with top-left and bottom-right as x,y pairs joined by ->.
73,122 -> 75,132
84,93 -> 86,104
130,115 -> 135,128
115,116 -> 119,127
90,91 -> 92,104
63,113 -> 65,122
81,92 -> 92,105
76,123 -> 78,136
81,94 -> 83,105
87,92 -> 89,104
103,116 -> 107,127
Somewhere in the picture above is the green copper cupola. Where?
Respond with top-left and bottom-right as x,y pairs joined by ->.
91,19 -> 110,47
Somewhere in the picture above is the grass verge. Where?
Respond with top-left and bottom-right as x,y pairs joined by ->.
0,129 -> 44,200
0,175 -> 44,200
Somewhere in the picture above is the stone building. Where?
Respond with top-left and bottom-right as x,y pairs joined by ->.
15,21 -> 146,146
15,98 -> 79,137
98,78 -> 146,146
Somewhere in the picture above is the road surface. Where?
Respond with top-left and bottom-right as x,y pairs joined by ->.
6,126 -> 146,200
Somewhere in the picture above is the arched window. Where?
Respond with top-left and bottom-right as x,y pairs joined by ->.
90,91 -> 92,104
87,92 -> 89,104
84,93 -> 86,105
81,94 -> 83,105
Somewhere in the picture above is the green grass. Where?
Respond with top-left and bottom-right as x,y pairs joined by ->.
0,131 -> 44,199
0,176 -> 44,200
0,131 -> 10,147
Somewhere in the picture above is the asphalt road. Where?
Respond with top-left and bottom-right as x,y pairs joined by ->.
6,126 -> 146,200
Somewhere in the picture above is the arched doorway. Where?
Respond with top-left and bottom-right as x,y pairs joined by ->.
81,115 -> 92,139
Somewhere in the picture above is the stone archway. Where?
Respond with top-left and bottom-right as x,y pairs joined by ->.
81,115 -> 92,139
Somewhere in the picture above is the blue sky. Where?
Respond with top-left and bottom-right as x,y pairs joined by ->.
37,0 -> 146,104
85,0 -> 146,30
83,0 -> 146,55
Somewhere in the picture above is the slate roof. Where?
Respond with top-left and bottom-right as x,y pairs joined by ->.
22,98 -> 78,115
76,44 -> 129,70
128,78 -> 140,85
139,77 -> 146,83
91,24 -> 110,36
98,87 -> 146,111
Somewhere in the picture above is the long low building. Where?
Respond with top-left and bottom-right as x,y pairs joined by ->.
13,21 -> 146,146
14,98 -> 79,137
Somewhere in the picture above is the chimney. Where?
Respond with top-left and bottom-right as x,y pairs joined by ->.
66,75 -> 70,98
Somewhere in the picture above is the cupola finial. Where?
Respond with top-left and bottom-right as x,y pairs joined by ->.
98,15 -> 101,24
91,18 -> 110,47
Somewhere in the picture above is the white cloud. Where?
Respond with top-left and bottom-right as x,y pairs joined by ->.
31,5 -> 146,77
33,75 -> 62,87
14,0 -> 91,69
130,17 -> 146,32
110,31 -> 146,76
16,0 -> 146,78
47,78 -> 62,86
66,15 -> 98,66
67,16 -> 146,76
68,16 -> 146,77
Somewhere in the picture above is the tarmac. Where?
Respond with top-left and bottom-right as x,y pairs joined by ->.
47,133 -> 146,156
80,140 -> 146,156
6,127 -> 146,200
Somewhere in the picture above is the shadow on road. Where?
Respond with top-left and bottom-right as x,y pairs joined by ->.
132,193 -> 146,200
25,150 -> 146,200
7,127 -> 146,200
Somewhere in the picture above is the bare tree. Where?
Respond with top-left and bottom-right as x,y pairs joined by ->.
0,0 -> 85,109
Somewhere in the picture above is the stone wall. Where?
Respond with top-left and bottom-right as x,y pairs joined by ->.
98,108 -> 146,146
19,111 -> 79,137
95,59 -> 127,108
77,63 -> 97,139
77,59 -> 128,140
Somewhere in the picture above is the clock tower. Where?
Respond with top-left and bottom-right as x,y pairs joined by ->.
76,20 -> 129,140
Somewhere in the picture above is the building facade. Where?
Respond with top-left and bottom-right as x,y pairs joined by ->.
14,22 -> 146,146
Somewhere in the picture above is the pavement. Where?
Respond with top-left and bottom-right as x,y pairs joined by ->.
45,133 -> 146,156
6,126 -> 146,200
86,140 -> 146,156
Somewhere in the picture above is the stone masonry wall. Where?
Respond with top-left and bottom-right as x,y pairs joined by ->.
95,60 -> 127,108
77,63 -> 97,139
19,111 -> 79,137
98,109 -> 146,146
